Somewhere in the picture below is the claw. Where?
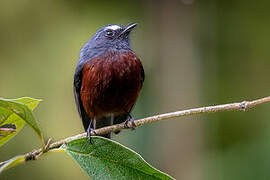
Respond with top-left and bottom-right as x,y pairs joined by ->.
87,128 -> 97,144
124,114 -> 136,130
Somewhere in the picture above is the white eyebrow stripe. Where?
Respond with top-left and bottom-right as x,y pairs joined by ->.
105,25 -> 121,31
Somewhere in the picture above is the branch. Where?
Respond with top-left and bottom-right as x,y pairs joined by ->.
1,96 -> 270,169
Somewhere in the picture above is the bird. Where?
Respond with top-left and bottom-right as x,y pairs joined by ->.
73,23 -> 144,142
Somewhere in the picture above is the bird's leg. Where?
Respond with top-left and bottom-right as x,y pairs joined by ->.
86,118 -> 97,144
110,114 -> 114,126
124,113 -> 136,130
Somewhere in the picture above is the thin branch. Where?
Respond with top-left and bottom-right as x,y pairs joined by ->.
1,96 -> 270,169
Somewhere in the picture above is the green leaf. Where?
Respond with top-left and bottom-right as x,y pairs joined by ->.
0,155 -> 25,173
61,137 -> 174,180
0,97 -> 42,147
12,97 -> 41,110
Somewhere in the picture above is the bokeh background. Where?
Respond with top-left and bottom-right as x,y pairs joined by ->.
1,0 -> 270,179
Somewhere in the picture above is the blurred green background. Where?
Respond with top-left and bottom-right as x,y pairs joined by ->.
1,0 -> 270,179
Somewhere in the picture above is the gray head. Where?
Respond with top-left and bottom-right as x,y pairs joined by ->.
80,23 -> 137,61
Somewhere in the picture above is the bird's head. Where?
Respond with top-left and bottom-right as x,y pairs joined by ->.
80,23 -> 137,61
89,23 -> 137,49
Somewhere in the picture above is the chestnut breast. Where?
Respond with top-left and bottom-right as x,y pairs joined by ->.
80,50 -> 143,119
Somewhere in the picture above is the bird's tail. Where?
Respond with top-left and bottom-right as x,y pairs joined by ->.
95,114 -> 129,138
113,114 -> 129,134
95,116 -> 112,139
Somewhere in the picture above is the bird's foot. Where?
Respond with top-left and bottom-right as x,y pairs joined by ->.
124,114 -> 136,130
87,127 -> 97,144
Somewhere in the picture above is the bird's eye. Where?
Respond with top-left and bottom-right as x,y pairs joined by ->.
105,30 -> 114,37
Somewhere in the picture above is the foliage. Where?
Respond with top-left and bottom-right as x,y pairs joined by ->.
0,97 -> 173,179
0,97 -> 42,147
61,137 -> 174,180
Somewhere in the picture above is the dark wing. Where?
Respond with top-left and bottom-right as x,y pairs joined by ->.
73,61 -> 91,131
140,60 -> 145,89
74,58 -> 112,139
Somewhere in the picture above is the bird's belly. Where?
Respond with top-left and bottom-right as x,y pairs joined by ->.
80,52 -> 142,118
97,75 -> 139,113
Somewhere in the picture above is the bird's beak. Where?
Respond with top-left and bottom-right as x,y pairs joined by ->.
119,23 -> 137,37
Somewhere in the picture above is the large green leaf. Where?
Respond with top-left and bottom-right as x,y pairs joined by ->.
61,137 -> 174,180
0,97 -> 42,147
